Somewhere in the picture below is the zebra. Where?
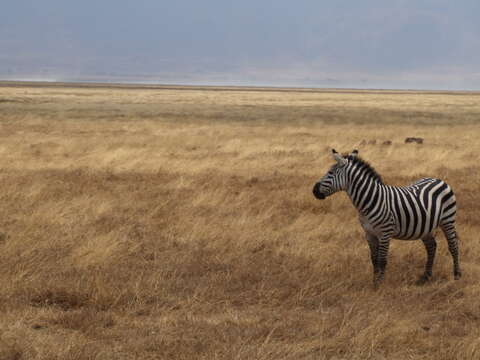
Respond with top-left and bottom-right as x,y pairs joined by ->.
312,149 -> 461,288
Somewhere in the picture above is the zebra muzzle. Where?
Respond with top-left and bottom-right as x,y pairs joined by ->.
313,184 -> 326,200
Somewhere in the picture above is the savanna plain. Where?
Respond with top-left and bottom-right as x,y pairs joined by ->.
1,82 -> 480,360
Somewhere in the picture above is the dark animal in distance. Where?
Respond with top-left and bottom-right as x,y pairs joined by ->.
405,137 -> 424,144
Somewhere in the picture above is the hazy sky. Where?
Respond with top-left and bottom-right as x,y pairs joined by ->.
2,0 -> 480,89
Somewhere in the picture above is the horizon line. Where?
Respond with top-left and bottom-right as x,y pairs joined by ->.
2,79 -> 480,95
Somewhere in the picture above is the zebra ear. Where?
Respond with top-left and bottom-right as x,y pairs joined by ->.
350,149 -> 359,157
331,149 -> 347,165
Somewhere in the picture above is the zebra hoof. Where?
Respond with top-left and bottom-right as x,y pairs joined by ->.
454,272 -> 462,280
415,275 -> 432,286
373,277 -> 383,290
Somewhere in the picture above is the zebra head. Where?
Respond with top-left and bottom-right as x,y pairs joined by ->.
312,149 -> 358,200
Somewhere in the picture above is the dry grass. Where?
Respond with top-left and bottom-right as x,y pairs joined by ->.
1,82 -> 480,359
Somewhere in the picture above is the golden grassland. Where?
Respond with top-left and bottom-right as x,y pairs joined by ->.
1,82 -> 480,359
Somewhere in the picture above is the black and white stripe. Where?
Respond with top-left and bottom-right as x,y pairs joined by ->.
313,149 -> 461,287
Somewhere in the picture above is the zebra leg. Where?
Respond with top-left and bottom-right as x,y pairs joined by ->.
365,233 -> 379,279
373,236 -> 390,289
441,222 -> 461,280
416,234 -> 437,285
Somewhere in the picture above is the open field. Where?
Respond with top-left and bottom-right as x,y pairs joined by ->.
1,82 -> 480,359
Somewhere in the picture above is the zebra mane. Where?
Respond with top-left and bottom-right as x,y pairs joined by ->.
346,154 -> 383,183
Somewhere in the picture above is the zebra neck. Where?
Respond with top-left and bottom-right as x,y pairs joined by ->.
346,175 -> 385,216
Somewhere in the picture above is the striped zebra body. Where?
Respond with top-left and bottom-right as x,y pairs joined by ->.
358,178 -> 456,240
313,149 -> 461,288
